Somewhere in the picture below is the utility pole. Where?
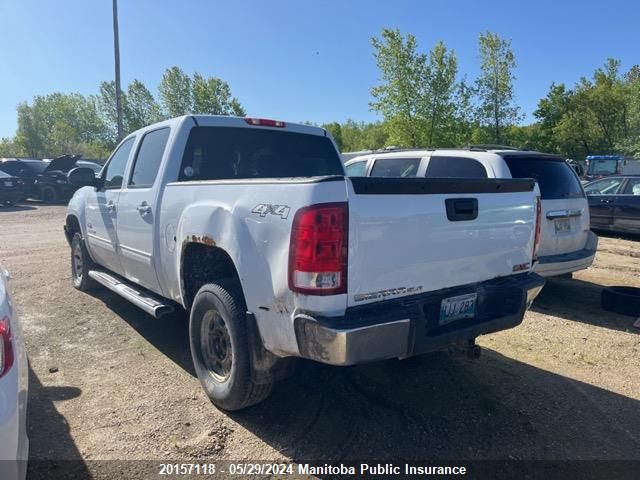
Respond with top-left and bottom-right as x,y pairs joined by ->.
112,0 -> 124,141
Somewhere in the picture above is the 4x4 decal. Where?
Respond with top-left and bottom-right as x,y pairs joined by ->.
252,204 -> 291,219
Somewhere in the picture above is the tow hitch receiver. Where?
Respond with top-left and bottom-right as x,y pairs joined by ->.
449,338 -> 481,359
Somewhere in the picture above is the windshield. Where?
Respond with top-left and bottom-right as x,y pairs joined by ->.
24,161 -> 49,173
587,159 -> 618,175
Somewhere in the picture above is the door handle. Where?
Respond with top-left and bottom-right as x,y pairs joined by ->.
106,201 -> 116,213
599,199 -> 612,204
137,202 -> 152,216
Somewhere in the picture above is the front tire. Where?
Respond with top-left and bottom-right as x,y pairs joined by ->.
71,232 -> 99,291
189,281 -> 273,411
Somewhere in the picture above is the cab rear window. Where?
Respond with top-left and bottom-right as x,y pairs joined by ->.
179,127 -> 344,181
504,156 -> 584,200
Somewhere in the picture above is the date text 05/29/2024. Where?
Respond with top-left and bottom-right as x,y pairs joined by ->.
158,462 -> 468,476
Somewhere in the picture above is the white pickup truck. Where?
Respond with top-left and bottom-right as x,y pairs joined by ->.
65,115 -> 545,410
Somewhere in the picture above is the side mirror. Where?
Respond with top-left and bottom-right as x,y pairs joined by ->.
68,167 -> 99,188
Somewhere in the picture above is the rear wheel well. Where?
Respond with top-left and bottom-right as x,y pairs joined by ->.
181,244 -> 241,309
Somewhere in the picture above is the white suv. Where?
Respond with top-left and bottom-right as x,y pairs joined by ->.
344,147 -> 598,278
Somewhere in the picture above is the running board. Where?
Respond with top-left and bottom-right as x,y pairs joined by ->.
88,270 -> 174,319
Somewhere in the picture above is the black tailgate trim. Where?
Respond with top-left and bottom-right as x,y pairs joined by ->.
349,177 -> 535,194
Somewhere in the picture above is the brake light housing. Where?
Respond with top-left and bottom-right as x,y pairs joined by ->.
0,316 -> 14,378
289,203 -> 348,295
533,197 -> 542,261
244,118 -> 286,128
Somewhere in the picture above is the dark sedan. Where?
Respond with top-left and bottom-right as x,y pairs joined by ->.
0,170 -> 24,206
584,175 -> 640,234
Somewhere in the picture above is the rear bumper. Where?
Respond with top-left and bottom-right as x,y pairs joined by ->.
534,231 -> 598,277
294,272 -> 545,366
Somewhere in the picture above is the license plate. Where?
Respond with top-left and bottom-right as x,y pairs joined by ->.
554,218 -> 571,234
3,181 -> 13,187
439,293 -> 477,325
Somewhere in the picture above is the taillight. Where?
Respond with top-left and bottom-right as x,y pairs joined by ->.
0,316 -> 14,378
244,118 -> 286,128
289,203 -> 348,295
533,197 -> 542,261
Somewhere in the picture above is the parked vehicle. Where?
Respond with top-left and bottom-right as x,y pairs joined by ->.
0,158 -> 48,200
76,160 -> 103,175
0,267 -> 29,480
65,115 -> 544,410
35,155 -> 84,203
344,147 -> 598,278
0,156 -> 91,203
0,171 -> 25,206
584,175 -> 640,234
584,155 -> 640,182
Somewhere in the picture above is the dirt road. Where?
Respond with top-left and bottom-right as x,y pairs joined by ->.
1,205 -> 639,475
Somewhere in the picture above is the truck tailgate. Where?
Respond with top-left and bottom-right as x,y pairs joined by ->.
347,177 -> 538,307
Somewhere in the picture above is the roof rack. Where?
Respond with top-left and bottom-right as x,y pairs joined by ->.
464,144 -> 521,151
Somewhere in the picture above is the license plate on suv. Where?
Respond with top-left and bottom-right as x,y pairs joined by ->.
554,218 -> 571,234
439,293 -> 477,325
3,181 -> 13,187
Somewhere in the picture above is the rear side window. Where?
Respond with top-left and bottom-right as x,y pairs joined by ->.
622,178 -> 640,195
129,128 -> 170,188
179,127 -> 343,181
584,177 -> 624,195
345,161 -> 368,176
505,157 -> 584,200
426,156 -> 487,178
370,158 -> 420,177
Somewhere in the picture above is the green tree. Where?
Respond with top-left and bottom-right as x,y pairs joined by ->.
192,73 -> 245,116
126,80 -> 163,131
424,41 -> 458,146
97,81 -> 126,145
15,93 -> 107,157
475,32 -> 521,144
322,122 -> 343,150
340,120 -> 389,152
533,82 -> 572,153
450,79 -> 476,146
159,67 -> 193,117
619,65 -> 640,156
370,28 -> 429,147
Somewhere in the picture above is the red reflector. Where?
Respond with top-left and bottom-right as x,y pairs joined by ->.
0,316 -> 14,378
244,117 -> 286,128
289,203 -> 348,295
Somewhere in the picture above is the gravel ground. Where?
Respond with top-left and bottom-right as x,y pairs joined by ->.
0,204 -> 639,477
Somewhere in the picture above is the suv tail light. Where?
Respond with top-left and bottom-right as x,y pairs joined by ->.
533,197 -> 542,261
0,316 -> 14,378
289,203 -> 348,295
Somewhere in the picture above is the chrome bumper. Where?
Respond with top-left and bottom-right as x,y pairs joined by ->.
294,273 -> 545,366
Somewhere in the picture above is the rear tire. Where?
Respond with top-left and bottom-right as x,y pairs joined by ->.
189,280 -> 273,411
41,186 -> 57,203
71,232 -> 99,291
601,286 -> 640,317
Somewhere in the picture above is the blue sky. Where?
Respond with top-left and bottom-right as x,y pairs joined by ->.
0,0 -> 638,138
